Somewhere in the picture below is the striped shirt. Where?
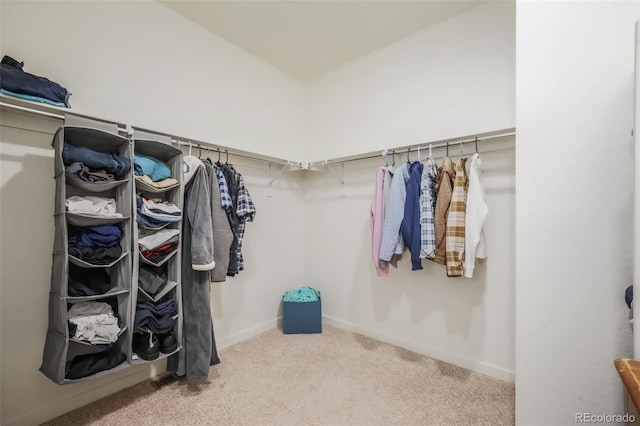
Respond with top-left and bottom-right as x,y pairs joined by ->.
445,158 -> 468,277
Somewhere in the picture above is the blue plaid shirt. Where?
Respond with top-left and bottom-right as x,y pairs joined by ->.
212,163 -> 232,209
419,158 -> 438,259
234,169 -> 256,271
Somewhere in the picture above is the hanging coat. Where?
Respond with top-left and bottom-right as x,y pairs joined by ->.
370,167 -> 390,277
432,157 -> 455,265
167,158 -> 219,380
419,158 -> 438,259
463,153 -> 488,278
205,162 -> 233,282
445,157 -> 468,277
401,161 -> 424,271
379,163 -> 410,262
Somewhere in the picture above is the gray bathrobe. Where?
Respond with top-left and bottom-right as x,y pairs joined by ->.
168,162 -> 220,379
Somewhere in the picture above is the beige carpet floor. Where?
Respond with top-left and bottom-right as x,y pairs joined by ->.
44,325 -> 514,426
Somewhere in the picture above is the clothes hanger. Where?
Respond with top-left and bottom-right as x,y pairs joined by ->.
417,146 -> 421,163
446,142 -> 449,158
460,139 -> 464,160
429,144 -> 433,160
406,148 -> 410,165
188,141 -> 192,157
475,137 -> 479,154
225,149 -> 229,165
392,150 -> 396,166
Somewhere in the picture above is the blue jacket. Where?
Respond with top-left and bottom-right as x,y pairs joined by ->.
401,161 -> 424,270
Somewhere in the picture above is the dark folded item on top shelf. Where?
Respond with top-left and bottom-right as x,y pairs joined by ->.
65,351 -> 126,380
66,162 -> 115,183
140,240 -> 178,263
138,264 -> 168,296
68,263 -> 112,297
63,143 -> 131,179
135,299 -> 177,334
0,55 -> 71,107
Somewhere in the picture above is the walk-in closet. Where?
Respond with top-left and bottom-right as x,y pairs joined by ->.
1,1 -> 639,425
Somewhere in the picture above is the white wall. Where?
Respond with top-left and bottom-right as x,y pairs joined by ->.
304,1 -> 515,162
516,1 -> 638,424
303,0 -> 516,382
0,0 -> 305,160
0,1 -> 305,424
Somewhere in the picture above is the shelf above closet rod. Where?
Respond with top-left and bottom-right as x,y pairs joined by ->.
0,95 -> 297,166
315,128 -> 516,166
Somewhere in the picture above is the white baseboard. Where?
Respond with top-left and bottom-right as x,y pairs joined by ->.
5,366 -> 156,426
217,317 -> 281,350
323,315 -> 515,383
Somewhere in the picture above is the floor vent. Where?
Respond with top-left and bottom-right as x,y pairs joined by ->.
151,372 -> 178,389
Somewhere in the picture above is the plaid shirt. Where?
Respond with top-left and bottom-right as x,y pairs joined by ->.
419,158 -> 438,259
234,169 -> 256,272
212,163 -> 233,209
445,158 -> 468,277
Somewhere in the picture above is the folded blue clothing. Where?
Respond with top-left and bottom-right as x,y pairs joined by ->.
68,224 -> 122,249
134,154 -> 171,182
0,55 -> 71,107
63,143 -> 131,180
0,88 -> 66,107
283,286 -> 320,302
135,299 -> 177,333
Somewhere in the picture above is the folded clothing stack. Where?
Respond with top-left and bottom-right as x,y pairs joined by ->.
134,154 -> 177,189
139,228 -> 179,263
68,301 -> 121,344
66,196 -> 122,218
68,264 -> 112,297
63,143 -> 131,182
0,55 -> 71,107
68,224 -> 123,264
135,299 -> 177,333
282,286 -> 320,302
136,195 -> 181,229
138,264 -> 168,296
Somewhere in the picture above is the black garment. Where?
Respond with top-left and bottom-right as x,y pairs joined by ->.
65,351 -> 125,380
0,55 -> 71,106
138,265 -> 168,296
68,264 -> 111,297
69,245 -> 123,265
221,164 -> 239,276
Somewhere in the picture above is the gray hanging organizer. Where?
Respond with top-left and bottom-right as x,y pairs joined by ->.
40,116 -> 134,384
131,130 -> 184,364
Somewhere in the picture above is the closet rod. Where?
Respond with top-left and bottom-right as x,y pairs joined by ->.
0,97 -> 295,166
173,140 -> 295,166
317,128 -> 516,166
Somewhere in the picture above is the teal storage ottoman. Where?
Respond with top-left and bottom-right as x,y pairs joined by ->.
282,292 -> 322,334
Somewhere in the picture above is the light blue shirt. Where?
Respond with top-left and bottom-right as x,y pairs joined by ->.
379,163 -> 410,262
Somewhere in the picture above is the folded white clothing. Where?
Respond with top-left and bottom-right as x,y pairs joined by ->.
142,197 -> 181,215
138,228 -> 180,251
66,196 -> 123,218
69,313 -> 120,344
68,301 -> 114,317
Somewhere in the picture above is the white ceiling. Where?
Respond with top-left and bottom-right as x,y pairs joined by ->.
159,1 -> 485,81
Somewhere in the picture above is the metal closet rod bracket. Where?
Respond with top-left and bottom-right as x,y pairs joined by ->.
323,160 -> 346,197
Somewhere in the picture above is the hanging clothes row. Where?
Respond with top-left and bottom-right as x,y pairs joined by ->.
169,151 -> 256,380
370,149 -> 487,278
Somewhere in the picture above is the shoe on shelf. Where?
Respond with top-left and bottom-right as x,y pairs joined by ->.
159,331 -> 177,354
133,330 -> 159,361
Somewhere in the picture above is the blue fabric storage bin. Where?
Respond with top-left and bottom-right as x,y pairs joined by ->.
282,292 -> 322,334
